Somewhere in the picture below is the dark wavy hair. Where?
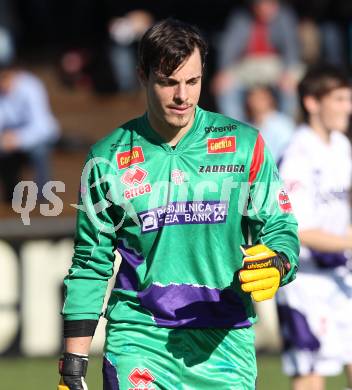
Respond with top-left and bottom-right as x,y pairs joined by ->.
138,18 -> 208,78
299,64 -> 351,120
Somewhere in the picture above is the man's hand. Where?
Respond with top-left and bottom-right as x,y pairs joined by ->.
58,353 -> 89,390
0,130 -> 20,152
238,244 -> 290,302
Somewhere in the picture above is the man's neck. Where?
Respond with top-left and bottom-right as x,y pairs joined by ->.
308,118 -> 331,143
251,110 -> 273,127
147,112 -> 195,146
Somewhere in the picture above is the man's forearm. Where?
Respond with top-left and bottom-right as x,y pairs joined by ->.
64,336 -> 92,355
300,229 -> 352,253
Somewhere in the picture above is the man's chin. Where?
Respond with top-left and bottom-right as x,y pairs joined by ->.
166,117 -> 190,130
332,121 -> 349,133
166,112 -> 195,129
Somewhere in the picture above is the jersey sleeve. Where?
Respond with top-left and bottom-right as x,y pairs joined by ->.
245,134 -> 299,286
62,150 -> 119,321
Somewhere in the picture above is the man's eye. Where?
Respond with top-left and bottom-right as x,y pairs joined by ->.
188,79 -> 199,85
158,79 -> 176,86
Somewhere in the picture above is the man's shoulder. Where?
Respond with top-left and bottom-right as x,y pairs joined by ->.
16,71 -> 38,82
200,108 -> 259,140
331,130 -> 351,151
90,115 -> 143,157
281,125 -> 344,174
290,125 -> 351,153
288,125 -> 314,147
14,71 -> 45,93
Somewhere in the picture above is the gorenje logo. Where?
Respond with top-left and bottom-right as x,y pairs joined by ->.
204,124 -> 237,133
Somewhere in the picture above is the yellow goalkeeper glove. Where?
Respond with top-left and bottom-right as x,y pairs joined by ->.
57,378 -> 70,390
239,244 -> 290,302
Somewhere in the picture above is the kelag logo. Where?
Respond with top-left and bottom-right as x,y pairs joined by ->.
138,201 -> 228,233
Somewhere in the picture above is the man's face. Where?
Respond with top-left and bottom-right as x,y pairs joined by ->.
142,48 -> 202,133
246,87 -> 275,116
0,70 -> 14,94
253,0 -> 279,23
318,87 -> 352,132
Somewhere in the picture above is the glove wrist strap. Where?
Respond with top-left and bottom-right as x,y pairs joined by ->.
59,352 -> 88,377
277,252 -> 291,277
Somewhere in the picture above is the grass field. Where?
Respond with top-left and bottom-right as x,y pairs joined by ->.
0,354 -> 346,389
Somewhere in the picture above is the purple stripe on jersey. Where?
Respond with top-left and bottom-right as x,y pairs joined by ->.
310,249 -> 347,268
115,240 -> 144,291
103,357 -> 120,390
277,305 -> 320,351
138,284 -> 251,328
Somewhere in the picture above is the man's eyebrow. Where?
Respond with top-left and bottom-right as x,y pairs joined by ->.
157,75 -> 202,83
187,75 -> 202,81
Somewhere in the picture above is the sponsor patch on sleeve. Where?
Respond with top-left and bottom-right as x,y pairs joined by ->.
278,189 -> 292,213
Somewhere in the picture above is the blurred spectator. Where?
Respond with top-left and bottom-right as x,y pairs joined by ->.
211,0 -> 303,122
59,49 -> 93,90
108,10 -> 154,92
277,64 -> 352,390
245,84 -> 295,163
297,18 -> 321,66
0,62 -> 60,202
291,0 -> 350,68
0,0 -> 17,66
58,9 -> 155,95
0,26 -> 14,66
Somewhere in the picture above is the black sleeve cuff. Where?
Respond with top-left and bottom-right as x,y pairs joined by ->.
64,320 -> 98,338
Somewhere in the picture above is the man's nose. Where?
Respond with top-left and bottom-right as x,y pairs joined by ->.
174,83 -> 187,102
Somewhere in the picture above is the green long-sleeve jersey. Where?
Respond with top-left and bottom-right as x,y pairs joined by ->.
62,106 -> 299,329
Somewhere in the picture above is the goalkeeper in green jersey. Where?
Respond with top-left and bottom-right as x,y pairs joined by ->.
58,18 -> 299,390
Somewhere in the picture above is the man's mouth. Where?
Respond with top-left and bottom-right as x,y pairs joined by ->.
168,105 -> 191,114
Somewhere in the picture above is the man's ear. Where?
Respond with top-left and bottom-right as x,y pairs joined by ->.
137,67 -> 147,87
303,95 -> 320,115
